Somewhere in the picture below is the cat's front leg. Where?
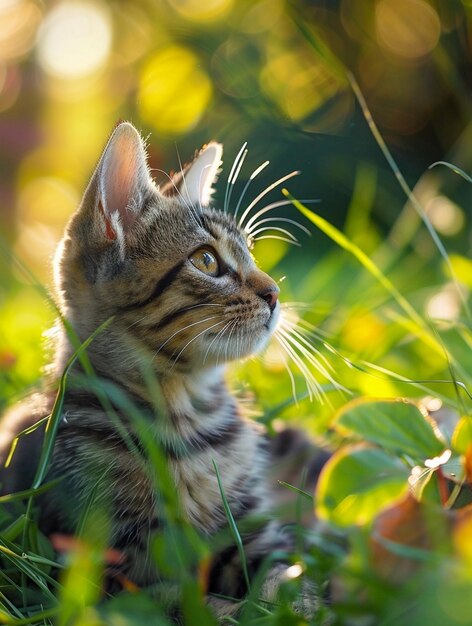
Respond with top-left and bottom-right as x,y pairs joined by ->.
207,521 -> 319,621
206,564 -> 319,622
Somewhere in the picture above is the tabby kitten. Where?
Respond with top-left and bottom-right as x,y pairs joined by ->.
0,123 -> 321,619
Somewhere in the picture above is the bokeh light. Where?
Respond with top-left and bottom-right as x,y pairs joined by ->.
375,0 -> 440,60
18,177 -> 78,228
212,37 -> 260,99
0,0 -> 41,61
112,4 -> 153,65
167,0 -> 234,23
139,45 -> 212,135
426,284 -> 461,321
0,65 -> 21,112
239,0 -> 283,33
425,196 -> 465,237
36,1 -> 112,79
261,44 -> 343,124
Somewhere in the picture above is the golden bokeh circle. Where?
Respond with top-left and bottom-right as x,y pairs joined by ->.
138,45 -> 212,135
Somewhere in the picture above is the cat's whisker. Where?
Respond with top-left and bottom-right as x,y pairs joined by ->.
281,302 -> 315,311
249,226 -> 299,243
246,217 -> 311,237
175,145 -> 192,205
175,145 -> 207,228
153,168 -> 192,212
274,330 -> 314,400
277,325 -> 335,380
126,313 -> 154,330
224,142 -> 247,213
203,319 -> 234,364
288,327 -> 335,370
237,170 -> 300,229
277,329 -> 332,391
243,198 -> 319,232
218,320 -> 238,362
153,314 -> 223,359
233,160 -> 270,221
154,166 -> 202,232
181,303 -> 226,312
215,319 -> 234,366
280,324 -> 351,396
216,320 -> 233,367
225,146 -> 248,214
224,319 -> 238,364
171,319 -> 226,367
276,316 -> 334,393
243,200 -> 293,231
285,314 -> 333,341
254,235 -> 301,246
295,322 -> 332,343
236,322 -> 243,361
277,311 -> 332,358
274,330 -> 322,402
127,304 -> 225,332
276,345 -> 299,406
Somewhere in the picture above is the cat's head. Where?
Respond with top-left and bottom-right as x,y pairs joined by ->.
55,122 -> 280,375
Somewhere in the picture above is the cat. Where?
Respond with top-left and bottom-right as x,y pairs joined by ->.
0,122 -> 329,620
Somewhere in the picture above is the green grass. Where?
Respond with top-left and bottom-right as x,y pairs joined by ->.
1,6 -> 472,625
1,155 -> 470,623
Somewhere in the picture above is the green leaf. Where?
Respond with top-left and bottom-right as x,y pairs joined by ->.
316,445 -> 410,526
452,416 -> 472,455
334,398 -> 445,463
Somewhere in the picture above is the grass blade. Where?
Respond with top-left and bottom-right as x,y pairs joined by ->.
428,161 -> 472,184
277,481 -> 313,501
30,317 -> 114,489
287,11 -> 471,323
346,72 -> 471,324
283,190 -> 446,357
212,460 -> 251,593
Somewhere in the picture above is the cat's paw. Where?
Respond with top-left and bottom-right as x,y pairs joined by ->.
291,577 -> 320,620
261,563 -> 321,621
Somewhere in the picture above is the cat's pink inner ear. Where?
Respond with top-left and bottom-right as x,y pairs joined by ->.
98,122 -> 150,235
183,142 -> 223,207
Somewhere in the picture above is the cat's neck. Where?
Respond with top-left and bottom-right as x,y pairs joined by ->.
56,330 -> 237,426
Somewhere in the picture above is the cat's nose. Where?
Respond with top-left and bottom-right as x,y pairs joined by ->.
259,287 -> 279,313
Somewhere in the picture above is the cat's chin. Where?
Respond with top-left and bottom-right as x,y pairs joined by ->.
201,315 -> 279,366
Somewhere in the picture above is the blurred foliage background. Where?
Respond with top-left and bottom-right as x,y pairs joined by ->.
0,0 -> 471,421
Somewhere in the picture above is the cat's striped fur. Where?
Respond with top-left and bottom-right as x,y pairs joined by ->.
0,123 -> 326,619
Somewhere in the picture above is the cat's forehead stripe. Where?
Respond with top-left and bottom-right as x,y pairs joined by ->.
205,214 -> 252,271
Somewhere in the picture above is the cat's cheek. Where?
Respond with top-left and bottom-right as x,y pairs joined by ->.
250,311 -> 280,355
251,332 -> 274,356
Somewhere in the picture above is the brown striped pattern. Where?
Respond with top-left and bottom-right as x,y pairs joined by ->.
0,124 -> 323,620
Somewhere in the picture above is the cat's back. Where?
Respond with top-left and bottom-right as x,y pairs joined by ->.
0,393 -> 51,494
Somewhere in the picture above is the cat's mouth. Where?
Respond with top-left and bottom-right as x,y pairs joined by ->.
200,304 -> 279,365
264,304 -> 280,332
233,304 -> 280,354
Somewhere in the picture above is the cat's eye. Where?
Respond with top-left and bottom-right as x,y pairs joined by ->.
189,248 -> 220,277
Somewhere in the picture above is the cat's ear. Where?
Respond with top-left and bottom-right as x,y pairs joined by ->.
180,142 -> 223,207
97,122 -> 153,237
80,122 -> 153,245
